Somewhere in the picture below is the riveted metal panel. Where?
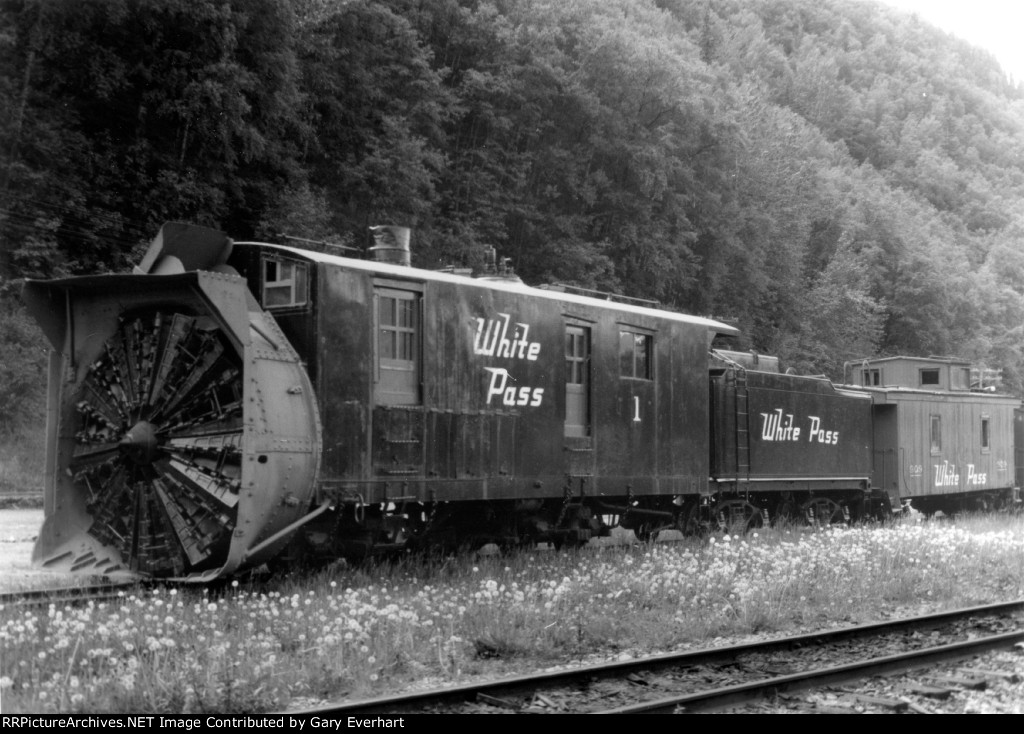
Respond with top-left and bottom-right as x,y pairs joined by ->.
23,270 -> 321,581
710,369 -> 873,487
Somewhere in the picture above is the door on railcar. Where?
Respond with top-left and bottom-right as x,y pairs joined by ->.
871,404 -> 900,502
1015,408 -> 1024,491
374,286 -> 421,405
253,251 -> 317,383
565,325 -> 591,438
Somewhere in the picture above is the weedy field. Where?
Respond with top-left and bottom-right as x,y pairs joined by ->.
2,514 -> 1023,714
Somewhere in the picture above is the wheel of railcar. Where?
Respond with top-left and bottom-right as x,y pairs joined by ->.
801,497 -> 846,528
70,309 -> 244,576
874,495 -> 895,523
675,502 -> 709,537
714,500 -> 763,534
846,495 -> 868,524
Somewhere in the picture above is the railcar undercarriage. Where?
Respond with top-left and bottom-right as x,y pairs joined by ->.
267,485 -> 894,569
910,487 -> 1018,517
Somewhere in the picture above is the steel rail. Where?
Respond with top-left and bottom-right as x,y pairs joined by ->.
0,581 -> 141,609
600,628 -> 1024,713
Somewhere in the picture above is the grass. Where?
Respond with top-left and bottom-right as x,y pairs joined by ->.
2,514 -> 1024,713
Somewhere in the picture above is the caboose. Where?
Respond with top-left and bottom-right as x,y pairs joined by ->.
847,356 -> 1020,515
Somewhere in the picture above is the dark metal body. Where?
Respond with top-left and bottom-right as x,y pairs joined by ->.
709,369 -> 874,494
21,223 -> 1023,579
229,244 -> 718,506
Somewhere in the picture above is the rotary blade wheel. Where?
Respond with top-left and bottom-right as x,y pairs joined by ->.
70,309 -> 243,576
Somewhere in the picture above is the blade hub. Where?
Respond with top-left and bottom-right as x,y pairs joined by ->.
119,421 -> 161,465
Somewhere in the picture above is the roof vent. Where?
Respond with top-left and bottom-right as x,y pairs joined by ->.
369,225 -> 411,266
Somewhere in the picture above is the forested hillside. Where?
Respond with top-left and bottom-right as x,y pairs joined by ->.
3,0 -> 1024,442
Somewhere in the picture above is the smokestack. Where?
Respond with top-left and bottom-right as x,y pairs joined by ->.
368,226 -> 411,266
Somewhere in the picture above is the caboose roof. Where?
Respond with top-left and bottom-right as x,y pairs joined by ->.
856,385 -> 1019,403
851,355 -> 970,366
238,243 -> 740,337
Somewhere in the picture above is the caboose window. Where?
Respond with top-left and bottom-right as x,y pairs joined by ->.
375,287 -> 420,405
263,258 -> 308,308
981,415 -> 990,451
920,368 -> 940,387
862,368 -> 881,386
930,415 -> 942,454
619,331 -> 652,379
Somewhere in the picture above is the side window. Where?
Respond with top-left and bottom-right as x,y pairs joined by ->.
862,368 -> 881,386
263,257 -> 308,308
920,368 -> 940,387
930,415 -> 942,454
375,287 -> 420,405
981,415 -> 990,451
619,330 -> 652,379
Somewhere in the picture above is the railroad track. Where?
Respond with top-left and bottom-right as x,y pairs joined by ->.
603,629 -> 1024,713
0,581 -> 142,609
286,600 -> 1024,715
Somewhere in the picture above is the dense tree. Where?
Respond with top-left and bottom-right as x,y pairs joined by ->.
3,0 -> 1024,397
286,0 -> 454,254
0,299 -> 45,438
0,0 -> 305,278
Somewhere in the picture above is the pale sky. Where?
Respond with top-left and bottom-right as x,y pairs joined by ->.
877,0 -> 1024,83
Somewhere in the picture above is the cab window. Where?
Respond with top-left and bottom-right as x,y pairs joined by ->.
263,257 -> 308,308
